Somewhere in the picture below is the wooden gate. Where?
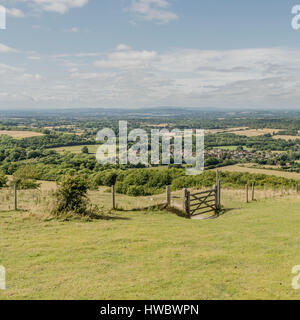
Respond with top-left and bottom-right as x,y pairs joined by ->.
183,181 -> 221,218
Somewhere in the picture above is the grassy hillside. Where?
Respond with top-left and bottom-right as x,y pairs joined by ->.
216,164 -> 300,180
1,193 -> 300,300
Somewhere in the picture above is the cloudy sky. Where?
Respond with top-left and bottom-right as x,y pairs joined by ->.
0,0 -> 299,109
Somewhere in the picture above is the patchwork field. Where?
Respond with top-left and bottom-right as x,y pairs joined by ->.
0,130 -> 44,139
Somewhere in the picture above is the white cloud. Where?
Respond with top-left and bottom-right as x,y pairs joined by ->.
116,44 -> 132,51
128,0 -> 178,24
1,0 -> 89,15
63,27 -> 80,32
70,72 -> 112,80
0,43 -> 19,53
31,0 -> 88,14
6,8 -> 24,17
2,45 -> 300,109
94,48 -> 158,69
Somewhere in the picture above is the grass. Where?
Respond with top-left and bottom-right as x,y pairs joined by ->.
51,145 -> 100,154
1,183 -> 300,299
0,130 -> 44,139
216,164 -> 300,180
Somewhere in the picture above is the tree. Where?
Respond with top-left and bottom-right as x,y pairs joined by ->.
81,146 -> 89,154
0,171 -> 7,188
12,165 -> 40,190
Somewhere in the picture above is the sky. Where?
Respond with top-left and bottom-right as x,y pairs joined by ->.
0,0 -> 300,109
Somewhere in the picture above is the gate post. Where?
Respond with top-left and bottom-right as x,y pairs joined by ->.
217,180 -> 221,209
182,188 -> 190,217
214,184 -> 217,212
14,184 -> 17,211
112,185 -> 116,210
166,186 -> 171,207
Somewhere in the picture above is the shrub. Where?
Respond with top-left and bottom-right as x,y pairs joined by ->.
81,146 -> 89,154
52,175 -> 90,216
0,171 -> 7,188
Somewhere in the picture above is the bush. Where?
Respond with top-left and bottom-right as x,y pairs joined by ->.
81,146 -> 89,154
0,171 -> 7,188
52,175 -> 90,216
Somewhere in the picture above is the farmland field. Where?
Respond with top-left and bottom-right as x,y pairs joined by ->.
273,135 -> 300,141
51,145 -> 100,154
0,130 -> 44,139
216,164 -> 300,180
231,129 -> 280,137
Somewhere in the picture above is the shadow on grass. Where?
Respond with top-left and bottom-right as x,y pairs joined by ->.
111,204 -> 241,221
218,207 -> 241,216
80,211 -> 131,221
190,206 -> 241,220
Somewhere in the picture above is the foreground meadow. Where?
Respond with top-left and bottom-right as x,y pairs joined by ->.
1,191 -> 300,300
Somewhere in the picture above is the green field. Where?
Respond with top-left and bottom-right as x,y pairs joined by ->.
1,190 -> 300,300
51,145 -> 100,154
216,164 -> 300,180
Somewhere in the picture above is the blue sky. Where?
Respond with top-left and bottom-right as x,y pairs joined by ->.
0,0 -> 300,109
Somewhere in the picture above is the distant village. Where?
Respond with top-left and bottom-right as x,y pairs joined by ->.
205,148 -> 289,166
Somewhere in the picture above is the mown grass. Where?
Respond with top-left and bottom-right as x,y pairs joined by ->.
1,191 -> 300,300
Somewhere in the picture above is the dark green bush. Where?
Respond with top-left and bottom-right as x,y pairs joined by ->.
52,175 -> 90,216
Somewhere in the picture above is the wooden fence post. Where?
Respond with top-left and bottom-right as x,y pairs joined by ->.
182,188 -> 190,217
251,183 -> 255,201
264,184 -> 267,199
217,180 -> 221,209
245,184 -> 249,203
112,185 -> 116,210
166,186 -> 171,206
214,184 -> 217,211
14,184 -> 17,211
281,185 -> 283,196
297,185 -> 299,194
273,185 -> 275,198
